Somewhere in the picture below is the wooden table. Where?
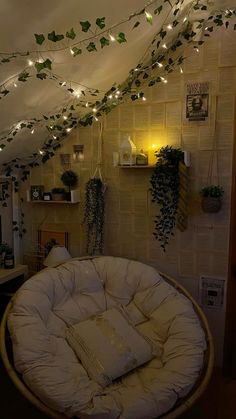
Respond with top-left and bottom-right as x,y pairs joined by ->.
0,265 -> 28,286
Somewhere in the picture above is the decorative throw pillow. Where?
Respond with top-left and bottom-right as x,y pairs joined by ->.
66,306 -> 154,387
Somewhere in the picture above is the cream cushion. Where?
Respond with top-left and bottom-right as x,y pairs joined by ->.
8,256 -> 206,418
66,306 -> 154,387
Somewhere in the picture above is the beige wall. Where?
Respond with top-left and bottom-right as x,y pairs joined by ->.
23,29 -> 236,365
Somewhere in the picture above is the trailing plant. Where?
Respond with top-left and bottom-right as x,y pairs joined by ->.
150,146 -> 184,251
200,185 -> 224,198
61,170 -> 78,192
83,177 -> 105,255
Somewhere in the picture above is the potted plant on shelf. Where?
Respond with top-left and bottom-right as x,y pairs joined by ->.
150,145 -> 184,252
200,185 -> 224,213
83,177 -> 105,255
51,187 -> 66,201
61,170 -> 78,201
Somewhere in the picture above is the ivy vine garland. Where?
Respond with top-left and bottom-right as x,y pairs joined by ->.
150,146 -> 184,251
83,178 -> 105,255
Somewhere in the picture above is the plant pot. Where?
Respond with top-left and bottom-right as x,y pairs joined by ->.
201,197 -> 222,213
51,193 -> 65,201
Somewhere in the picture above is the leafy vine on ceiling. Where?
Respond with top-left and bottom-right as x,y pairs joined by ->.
0,0 -> 235,199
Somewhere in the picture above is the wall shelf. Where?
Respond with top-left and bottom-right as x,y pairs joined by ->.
28,200 -> 79,204
118,165 -> 155,169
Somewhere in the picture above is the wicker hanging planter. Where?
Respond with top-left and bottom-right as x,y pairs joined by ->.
201,196 -> 222,213
200,185 -> 224,214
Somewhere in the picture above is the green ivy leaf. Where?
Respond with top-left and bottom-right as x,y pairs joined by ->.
80,20 -> 91,32
36,72 -> 47,80
96,17 -> 106,29
34,33 -> 45,45
86,42 -> 97,52
133,21 -> 140,29
145,13 -> 153,24
48,30 -> 64,42
18,71 -> 30,82
35,59 -> 52,72
116,32 -> 127,43
71,46 -> 82,56
100,37 -> 109,48
154,5 -> 162,15
66,28 -> 76,40
1,89 -> 9,96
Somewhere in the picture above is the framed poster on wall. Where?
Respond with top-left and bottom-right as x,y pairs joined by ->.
185,82 -> 209,122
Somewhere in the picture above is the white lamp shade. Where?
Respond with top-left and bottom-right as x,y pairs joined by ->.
44,246 -> 72,267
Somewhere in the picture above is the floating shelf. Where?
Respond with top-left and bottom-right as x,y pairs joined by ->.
118,165 -> 155,169
28,200 -> 79,204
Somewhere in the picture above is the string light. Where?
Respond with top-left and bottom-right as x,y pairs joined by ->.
183,16 -> 187,23
92,107 -> 97,113
195,47 -> 200,53
85,102 -> 89,107
70,48 -> 74,55
108,94 -> 113,99
66,127 -> 72,132
53,135 -> 57,139
39,150 -> 44,155
167,24 -> 173,30
61,81 -> 66,87
94,116 -> 98,121
13,82 -> 17,87
28,59 -> 34,66
180,67 -> 183,74
145,11 -> 152,20
157,62 -> 163,68
63,115 -> 68,120
142,96 -> 147,101
0,147 -> 2,151
162,43 -> 168,49
109,33 -> 116,42
31,129 -> 34,134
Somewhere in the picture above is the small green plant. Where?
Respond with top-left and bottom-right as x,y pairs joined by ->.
61,170 -> 78,192
200,185 -> 224,198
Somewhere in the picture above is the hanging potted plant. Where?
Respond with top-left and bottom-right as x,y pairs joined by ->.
150,145 -> 184,252
61,170 -> 78,201
83,177 -> 105,255
200,185 -> 224,213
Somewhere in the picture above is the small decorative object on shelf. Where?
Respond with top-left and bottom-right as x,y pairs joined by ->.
43,192 -> 52,201
73,145 -> 84,162
119,134 -> 136,166
4,252 -> 14,269
51,188 -> 66,201
61,170 -> 78,201
136,149 -> 148,166
30,185 -> 44,201
200,185 -> 224,213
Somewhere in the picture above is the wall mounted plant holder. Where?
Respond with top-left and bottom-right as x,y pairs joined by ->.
200,185 -> 224,213
60,154 -> 71,170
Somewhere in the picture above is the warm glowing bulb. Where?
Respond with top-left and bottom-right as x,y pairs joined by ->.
162,43 -> 168,49
152,144 -> 156,149
61,81 -> 66,86
167,24 -> 172,30
66,128 -> 72,132
157,62 -> 163,68
180,67 -> 183,74
94,116 -> 98,121
116,90 -> 120,95
109,33 -> 116,42
195,47 -> 199,53
13,82 -> 17,87
39,150 -> 44,155
0,147 -> 2,151
28,59 -> 34,66
53,135 -> 57,139
92,107 -> 97,113
76,92 -> 81,98
183,16 -> 187,23
31,129 -> 34,134
85,102 -> 89,107
115,94 -> 118,98
108,94 -> 113,99
63,115 -> 68,120
50,125 -> 53,129
145,11 -> 152,19
142,96 -> 147,101
70,48 -> 74,55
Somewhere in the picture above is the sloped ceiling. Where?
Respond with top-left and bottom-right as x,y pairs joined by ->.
0,0 -> 232,169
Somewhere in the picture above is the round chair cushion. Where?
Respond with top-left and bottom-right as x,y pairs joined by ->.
8,256 -> 206,418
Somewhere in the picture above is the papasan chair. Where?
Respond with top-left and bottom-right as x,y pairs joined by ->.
0,256 -> 214,419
